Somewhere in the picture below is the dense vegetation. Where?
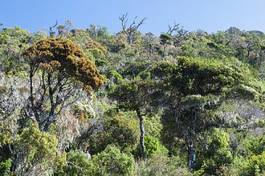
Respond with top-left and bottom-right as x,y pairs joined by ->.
1,19 -> 265,175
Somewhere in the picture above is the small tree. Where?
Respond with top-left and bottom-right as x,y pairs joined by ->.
23,38 -> 104,130
159,33 -> 172,57
109,79 -> 156,158
119,13 -> 146,44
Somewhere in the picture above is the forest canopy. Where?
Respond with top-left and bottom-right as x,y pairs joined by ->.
1,20 -> 265,176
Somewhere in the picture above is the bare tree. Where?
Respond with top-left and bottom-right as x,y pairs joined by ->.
57,20 -> 73,37
49,21 -> 58,37
119,13 -> 146,44
167,23 -> 181,35
167,23 -> 188,47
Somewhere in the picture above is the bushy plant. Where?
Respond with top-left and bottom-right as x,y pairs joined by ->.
63,146 -> 136,176
88,113 -> 140,154
0,159 -> 12,176
137,155 -> 191,176
15,124 -> 66,175
139,136 -> 168,157
197,128 -> 233,175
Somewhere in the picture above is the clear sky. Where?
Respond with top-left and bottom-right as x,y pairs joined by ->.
1,0 -> 265,35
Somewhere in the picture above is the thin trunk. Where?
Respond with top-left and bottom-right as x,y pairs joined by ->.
42,73 -> 55,131
187,140 -> 196,169
29,65 -> 40,122
188,112 -> 196,169
136,109 -> 145,159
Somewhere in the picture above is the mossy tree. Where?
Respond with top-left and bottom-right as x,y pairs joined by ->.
23,38 -> 104,131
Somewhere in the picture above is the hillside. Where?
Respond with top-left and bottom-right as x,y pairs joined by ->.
1,23 -> 265,176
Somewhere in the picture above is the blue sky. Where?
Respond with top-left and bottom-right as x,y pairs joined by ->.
1,0 -> 265,35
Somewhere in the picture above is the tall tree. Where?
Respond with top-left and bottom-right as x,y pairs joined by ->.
22,38 -> 104,130
109,79 -> 157,158
157,57 -> 262,169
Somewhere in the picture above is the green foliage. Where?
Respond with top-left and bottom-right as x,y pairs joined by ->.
198,128 -> 233,175
93,145 -> 136,176
173,56 -> 260,96
62,150 -> 95,176
69,30 -> 108,67
88,113 -> 140,154
241,135 -> 265,156
64,146 -> 136,176
160,33 -> 172,46
0,159 -> 12,176
0,27 -> 30,75
144,114 -> 163,138
246,152 -> 265,175
109,78 -> 155,111
137,155 -> 191,176
142,136 -> 168,157
0,124 -> 13,147
2,24 -> 265,176
232,152 -> 265,176
16,125 -> 66,172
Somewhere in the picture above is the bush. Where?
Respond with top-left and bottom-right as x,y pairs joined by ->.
93,145 -> 136,176
134,136 -> 168,158
15,125 -> 66,175
0,159 -> 12,176
62,151 -> 95,176
63,146 -> 136,176
144,136 -> 168,157
89,113 -> 140,154
242,152 -> 265,176
137,155 -> 191,176
197,128 -> 233,175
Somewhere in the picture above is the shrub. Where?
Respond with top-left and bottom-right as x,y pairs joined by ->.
134,136 -> 168,158
63,146 -> 136,176
0,159 -> 12,176
88,113 -> 139,154
137,155 -> 191,176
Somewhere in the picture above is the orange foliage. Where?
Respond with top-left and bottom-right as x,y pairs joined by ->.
23,38 -> 104,90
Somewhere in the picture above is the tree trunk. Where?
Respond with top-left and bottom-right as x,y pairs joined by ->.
136,109 -> 145,159
188,111 -> 196,169
187,140 -> 196,169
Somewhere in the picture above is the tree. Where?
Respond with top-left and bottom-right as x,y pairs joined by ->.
56,20 -> 73,37
157,57 -> 262,169
119,13 -> 146,44
22,38 -> 104,131
175,95 -> 222,169
167,23 -> 188,47
109,79 -> 157,158
159,33 -> 172,57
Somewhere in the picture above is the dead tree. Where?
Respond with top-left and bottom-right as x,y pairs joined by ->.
167,23 -> 182,35
49,21 -> 58,37
167,23 -> 188,47
57,20 -> 73,37
119,13 -> 146,44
